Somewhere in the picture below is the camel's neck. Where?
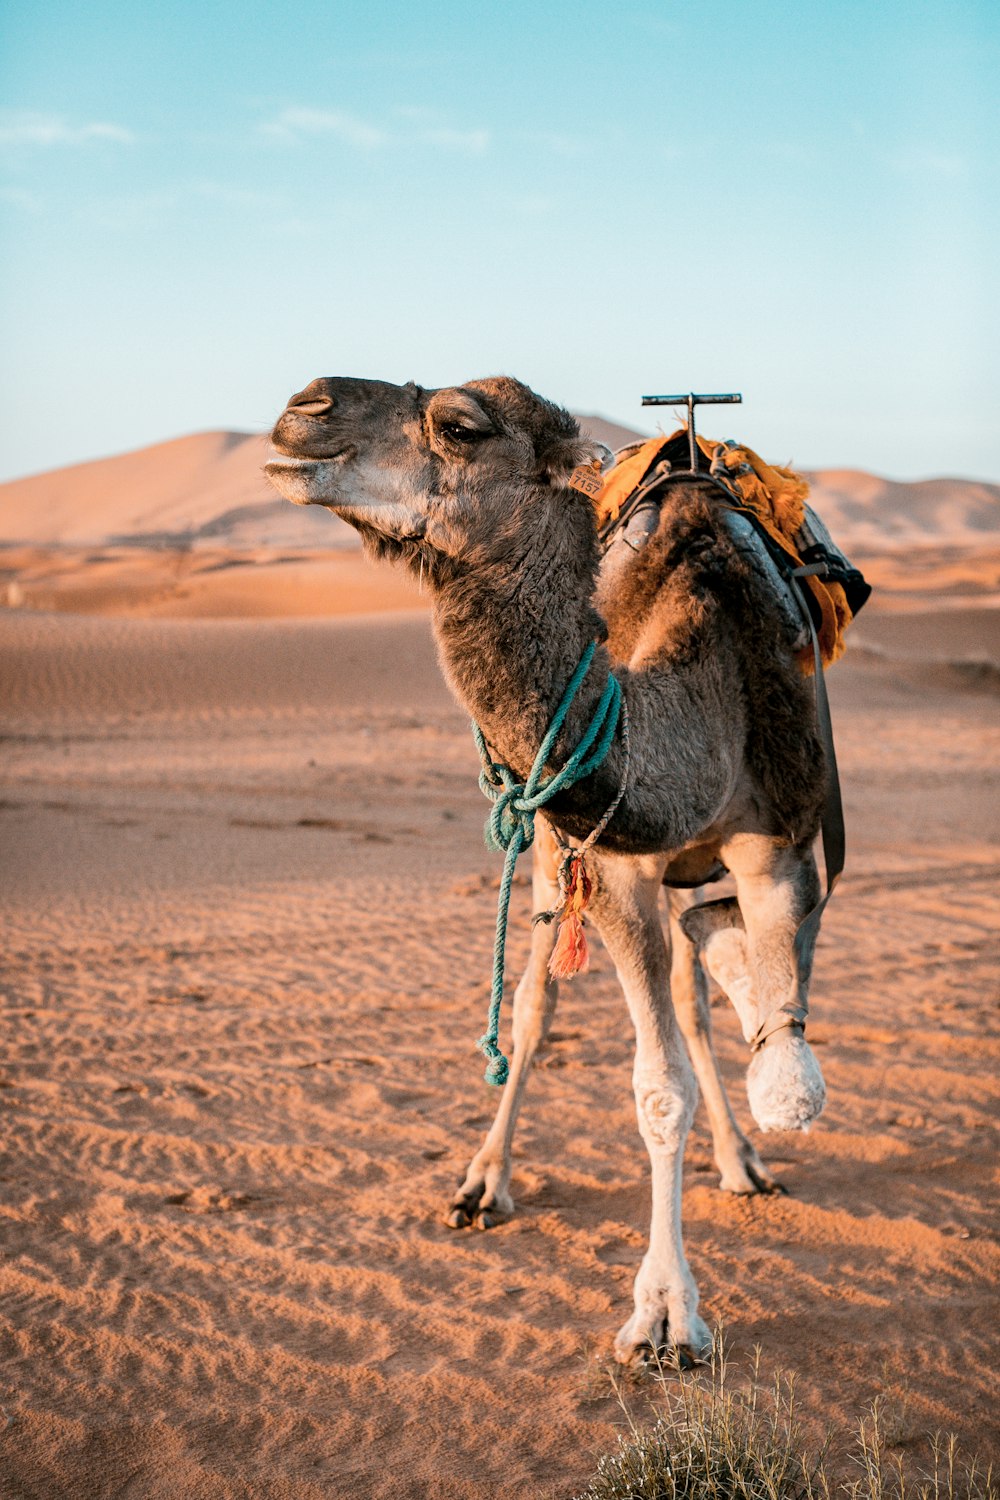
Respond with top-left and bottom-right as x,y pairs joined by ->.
425,479 -> 743,855
429,486 -> 608,782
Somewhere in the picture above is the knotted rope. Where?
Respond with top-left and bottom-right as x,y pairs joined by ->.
471,641 -> 625,1086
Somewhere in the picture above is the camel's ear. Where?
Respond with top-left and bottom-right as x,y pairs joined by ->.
539,435 -> 614,488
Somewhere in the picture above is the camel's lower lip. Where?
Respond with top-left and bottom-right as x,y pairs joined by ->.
264,457 -> 316,477
263,453 -> 352,506
264,451 -> 349,475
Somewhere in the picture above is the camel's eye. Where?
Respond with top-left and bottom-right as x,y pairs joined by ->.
440,422 -> 487,444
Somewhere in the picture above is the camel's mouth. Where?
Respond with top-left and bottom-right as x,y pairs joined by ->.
264,452 -> 353,507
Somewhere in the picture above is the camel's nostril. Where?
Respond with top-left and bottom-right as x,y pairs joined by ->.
286,387 -> 335,417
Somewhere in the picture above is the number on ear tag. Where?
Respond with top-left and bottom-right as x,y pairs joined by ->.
568,463 -> 604,498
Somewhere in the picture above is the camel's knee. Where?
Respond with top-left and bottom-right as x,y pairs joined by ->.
677,856 -> 826,1136
634,1068 -> 697,1150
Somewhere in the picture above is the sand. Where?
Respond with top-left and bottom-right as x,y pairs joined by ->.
0,546 -> 426,620
1,440 -> 998,1498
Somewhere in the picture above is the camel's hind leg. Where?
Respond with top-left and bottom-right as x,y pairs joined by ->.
447,819 -> 561,1230
665,889 -> 780,1194
716,836 -> 826,1134
588,853 -> 710,1366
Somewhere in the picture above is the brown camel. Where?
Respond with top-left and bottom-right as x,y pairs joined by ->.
265,374 -> 830,1363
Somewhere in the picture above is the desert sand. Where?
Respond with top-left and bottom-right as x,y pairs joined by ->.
1,431 -> 998,1498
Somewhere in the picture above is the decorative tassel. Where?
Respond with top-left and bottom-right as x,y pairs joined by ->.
550,910 -> 588,978
548,855 -> 593,979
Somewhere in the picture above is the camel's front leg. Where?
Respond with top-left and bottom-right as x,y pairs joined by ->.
590,855 -> 711,1366
665,890 -> 781,1195
447,820 -> 561,1230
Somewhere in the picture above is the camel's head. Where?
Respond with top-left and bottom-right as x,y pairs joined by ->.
265,375 -> 608,562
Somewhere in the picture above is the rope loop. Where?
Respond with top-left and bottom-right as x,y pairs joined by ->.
486,787 -> 535,853
470,640 -> 625,1085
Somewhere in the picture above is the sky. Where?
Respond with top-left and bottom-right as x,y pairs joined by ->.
1,0 -> 997,484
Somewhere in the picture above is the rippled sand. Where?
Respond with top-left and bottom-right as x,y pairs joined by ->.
1,589 -> 998,1498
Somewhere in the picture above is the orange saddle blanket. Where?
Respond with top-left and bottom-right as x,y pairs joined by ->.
582,429 -> 870,673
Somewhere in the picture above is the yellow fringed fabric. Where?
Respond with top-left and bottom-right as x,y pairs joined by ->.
591,436 -> 671,531
592,429 -> 853,673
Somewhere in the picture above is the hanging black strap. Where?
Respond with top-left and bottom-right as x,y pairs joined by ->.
748,563 -> 846,1052
788,564 -> 846,957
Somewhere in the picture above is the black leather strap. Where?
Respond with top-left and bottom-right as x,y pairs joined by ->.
788,564 -> 845,964
748,565 -> 846,1053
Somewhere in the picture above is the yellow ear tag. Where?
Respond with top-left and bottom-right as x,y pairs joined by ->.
567,462 -> 604,498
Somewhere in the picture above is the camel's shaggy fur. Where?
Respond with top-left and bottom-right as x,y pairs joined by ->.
265,374 -> 834,1363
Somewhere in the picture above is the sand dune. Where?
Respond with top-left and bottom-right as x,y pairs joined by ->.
0,545 -> 425,619
1,430 -> 286,546
3,422 -> 997,552
805,469 -> 1000,549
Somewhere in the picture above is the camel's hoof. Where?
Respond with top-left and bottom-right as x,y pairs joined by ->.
475,1208 -> 506,1230
717,1142 -> 786,1196
742,1163 -> 787,1196
446,1183 -> 512,1231
630,1340 -> 701,1372
614,1313 -> 711,1370
616,1331 -> 705,1373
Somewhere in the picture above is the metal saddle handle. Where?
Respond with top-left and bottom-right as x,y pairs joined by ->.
642,392 -> 743,473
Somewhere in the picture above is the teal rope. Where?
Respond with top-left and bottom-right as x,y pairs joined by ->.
471,641 -> 622,1085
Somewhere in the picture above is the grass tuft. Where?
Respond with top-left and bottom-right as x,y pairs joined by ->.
571,1335 -> 995,1500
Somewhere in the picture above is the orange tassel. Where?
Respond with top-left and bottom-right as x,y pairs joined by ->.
548,856 -> 593,979
549,910 -> 589,977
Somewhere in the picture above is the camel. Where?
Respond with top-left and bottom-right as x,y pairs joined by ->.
265,374 -> 830,1364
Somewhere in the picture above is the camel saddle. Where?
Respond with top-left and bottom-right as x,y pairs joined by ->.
591,428 -> 871,673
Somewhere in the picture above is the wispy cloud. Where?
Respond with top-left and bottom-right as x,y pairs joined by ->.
82,180 -> 285,232
259,105 -> 490,155
420,126 -> 490,154
0,112 -> 134,147
260,108 -> 388,149
190,180 -> 282,209
886,146 -> 969,181
391,105 -> 491,154
0,185 -> 43,212
512,128 -> 588,160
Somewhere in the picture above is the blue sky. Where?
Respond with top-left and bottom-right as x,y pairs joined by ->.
1,0 -> 997,482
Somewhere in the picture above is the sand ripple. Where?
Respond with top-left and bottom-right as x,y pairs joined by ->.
1,610 -> 998,1497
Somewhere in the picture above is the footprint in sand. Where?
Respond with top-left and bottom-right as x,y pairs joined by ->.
164,1188 -> 259,1213
147,989 -> 210,1005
